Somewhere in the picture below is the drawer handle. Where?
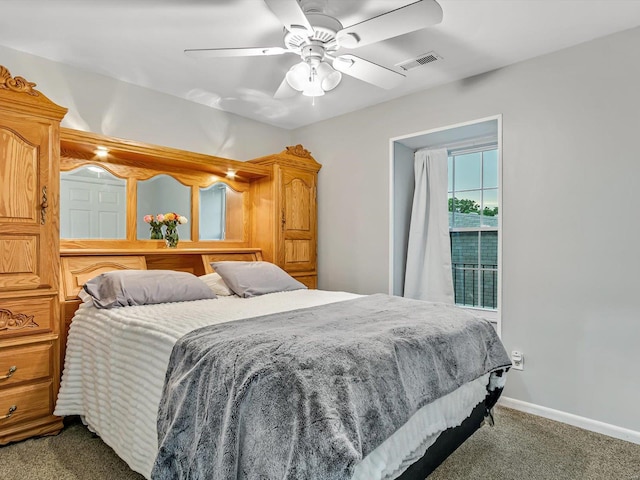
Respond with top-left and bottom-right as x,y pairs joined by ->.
0,366 -> 16,380
1,405 -> 17,420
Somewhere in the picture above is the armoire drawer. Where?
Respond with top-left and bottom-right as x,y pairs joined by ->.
0,296 -> 55,338
0,380 -> 52,428
291,274 -> 317,289
0,342 -> 52,387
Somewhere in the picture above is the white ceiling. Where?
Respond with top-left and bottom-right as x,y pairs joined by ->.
1,1 -> 639,130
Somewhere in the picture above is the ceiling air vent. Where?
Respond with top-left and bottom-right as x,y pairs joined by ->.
395,51 -> 442,72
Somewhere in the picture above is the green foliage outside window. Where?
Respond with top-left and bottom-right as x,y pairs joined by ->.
448,197 -> 498,217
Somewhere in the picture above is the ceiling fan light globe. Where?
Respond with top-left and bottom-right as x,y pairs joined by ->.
321,70 -> 341,91
285,62 -> 310,91
302,82 -> 325,97
315,61 -> 333,77
315,62 -> 341,91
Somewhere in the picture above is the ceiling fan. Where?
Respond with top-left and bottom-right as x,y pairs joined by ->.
185,0 -> 443,99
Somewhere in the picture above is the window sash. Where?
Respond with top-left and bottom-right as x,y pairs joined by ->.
449,147 -> 499,311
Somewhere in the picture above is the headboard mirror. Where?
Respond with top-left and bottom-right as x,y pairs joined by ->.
60,165 -> 127,239
136,174 -> 192,241
59,128 -> 271,250
199,182 -> 245,241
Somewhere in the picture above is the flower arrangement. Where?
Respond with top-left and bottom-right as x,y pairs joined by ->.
163,212 -> 188,248
143,214 -> 165,240
143,212 -> 188,247
162,212 -> 188,226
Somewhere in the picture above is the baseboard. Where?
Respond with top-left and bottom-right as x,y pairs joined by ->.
498,397 -> 640,445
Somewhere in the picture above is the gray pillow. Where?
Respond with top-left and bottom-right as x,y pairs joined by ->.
210,261 -> 307,298
83,270 -> 216,309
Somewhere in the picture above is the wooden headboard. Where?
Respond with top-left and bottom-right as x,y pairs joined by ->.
59,248 -> 263,362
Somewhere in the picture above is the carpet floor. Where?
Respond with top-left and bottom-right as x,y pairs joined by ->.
0,406 -> 638,479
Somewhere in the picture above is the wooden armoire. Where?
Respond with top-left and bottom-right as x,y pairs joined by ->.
0,66 -> 67,443
249,145 -> 321,288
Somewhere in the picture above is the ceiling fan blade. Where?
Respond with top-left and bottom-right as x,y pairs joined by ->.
263,0 -> 314,35
331,54 -> 405,90
336,0 -> 443,48
185,47 -> 290,58
274,76 -> 297,99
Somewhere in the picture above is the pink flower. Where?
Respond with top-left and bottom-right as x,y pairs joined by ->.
156,214 -> 165,222
143,214 -> 153,223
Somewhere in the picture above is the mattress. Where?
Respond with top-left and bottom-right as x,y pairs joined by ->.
55,290 -> 497,479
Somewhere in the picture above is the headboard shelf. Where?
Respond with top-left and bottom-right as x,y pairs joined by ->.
60,247 -> 263,256
60,128 -> 271,181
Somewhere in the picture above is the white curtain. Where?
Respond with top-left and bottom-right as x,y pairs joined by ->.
403,148 -> 454,303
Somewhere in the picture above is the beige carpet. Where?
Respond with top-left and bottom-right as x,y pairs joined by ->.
430,407 -> 640,480
0,406 -> 638,479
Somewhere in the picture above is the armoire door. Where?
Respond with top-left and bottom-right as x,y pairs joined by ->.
0,115 -> 58,291
280,168 -> 317,273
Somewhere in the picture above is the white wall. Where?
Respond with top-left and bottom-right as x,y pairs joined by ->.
0,46 -> 291,160
293,27 -> 640,433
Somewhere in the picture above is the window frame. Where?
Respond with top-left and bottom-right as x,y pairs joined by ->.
448,145 -> 500,313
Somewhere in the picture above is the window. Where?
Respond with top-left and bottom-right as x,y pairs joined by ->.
448,148 -> 499,309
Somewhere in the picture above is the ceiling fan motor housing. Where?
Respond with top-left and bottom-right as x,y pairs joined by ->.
284,12 -> 342,54
301,43 -> 325,64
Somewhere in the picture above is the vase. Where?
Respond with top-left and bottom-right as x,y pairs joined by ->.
149,224 -> 164,240
164,223 -> 179,248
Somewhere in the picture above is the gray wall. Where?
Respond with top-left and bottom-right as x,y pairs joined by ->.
0,46 -> 291,160
293,27 -> 640,432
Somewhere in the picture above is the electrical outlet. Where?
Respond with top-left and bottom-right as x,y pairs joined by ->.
511,350 -> 524,370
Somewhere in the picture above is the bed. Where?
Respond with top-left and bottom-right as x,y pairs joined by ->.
55,260 -> 510,480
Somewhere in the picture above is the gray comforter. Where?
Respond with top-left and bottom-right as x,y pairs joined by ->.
152,294 -> 511,480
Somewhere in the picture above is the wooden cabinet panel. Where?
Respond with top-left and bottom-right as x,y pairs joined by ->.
285,239 -> 311,265
0,126 -> 39,223
283,176 -> 311,231
0,236 -> 37,273
0,235 -> 39,290
0,342 -> 52,387
202,251 -> 262,273
0,296 -> 56,338
0,380 -> 52,429
60,255 -> 147,300
281,169 -> 316,273
282,170 -> 314,232
293,274 -> 317,289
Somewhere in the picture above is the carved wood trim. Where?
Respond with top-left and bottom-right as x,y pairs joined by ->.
249,144 -> 321,172
285,144 -> 312,159
0,308 -> 39,331
0,66 -> 39,97
0,65 -> 67,119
